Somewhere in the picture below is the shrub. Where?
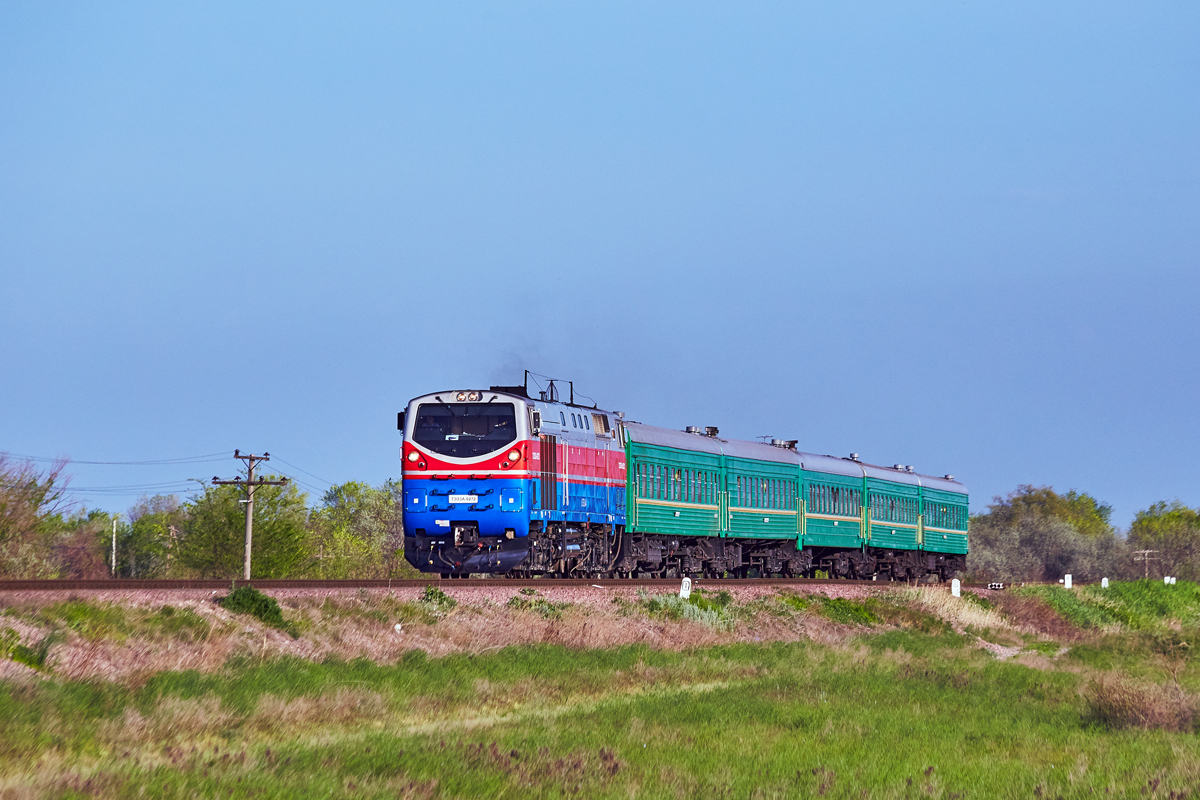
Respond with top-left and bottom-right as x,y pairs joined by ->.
960,591 -> 994,610
0,627 -> 19,658
38,600 -> 132,642
506,595 -> 568,619
638,590 -> 734,629
148,605 -> 211,642
778,594 -> 813,613
818,597 -> 880,626
220,586 -> 297,638
5,629 -> 62,672
1085,674 -> 1195,732
419,585 -> 457,616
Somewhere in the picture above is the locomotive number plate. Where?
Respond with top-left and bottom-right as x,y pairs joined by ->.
449,494 -> 478,504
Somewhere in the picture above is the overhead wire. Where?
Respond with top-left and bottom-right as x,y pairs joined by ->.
0,451 -> 232,466
257,465 -> 328,497
3,449 -> 346,502
269,456 -> 334,487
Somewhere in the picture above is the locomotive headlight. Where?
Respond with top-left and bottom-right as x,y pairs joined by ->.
407,452 -> 419,462
507,449 -> 521,462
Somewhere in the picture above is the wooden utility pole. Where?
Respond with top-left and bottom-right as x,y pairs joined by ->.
213,450 -> 288,580
1132,549 -> 1159,579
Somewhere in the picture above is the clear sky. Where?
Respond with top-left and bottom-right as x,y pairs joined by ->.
1,2 -> 1196,527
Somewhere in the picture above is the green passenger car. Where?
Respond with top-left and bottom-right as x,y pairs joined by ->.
622,423 -> 968,580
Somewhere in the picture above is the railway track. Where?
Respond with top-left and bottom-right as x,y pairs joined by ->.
0,577 -> 991,592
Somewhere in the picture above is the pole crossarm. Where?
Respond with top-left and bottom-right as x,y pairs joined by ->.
211,451 -> 288,580
1131,549 -> 1160,579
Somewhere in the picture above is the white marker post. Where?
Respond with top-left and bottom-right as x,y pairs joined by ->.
951,578 -> 961,598
1171,577 -> 1177,585
1165,576 -> 1172,586
1064,574 -> 1073,589
1101,578 -> 1109,589
680,577 -> 692,600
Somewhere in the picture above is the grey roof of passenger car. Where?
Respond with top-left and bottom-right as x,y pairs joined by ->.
624,423 -> 967,494
861,463 -> 923,487
918,474 -> 969,495
797,452 -> 866,478
624,423 -> 732,457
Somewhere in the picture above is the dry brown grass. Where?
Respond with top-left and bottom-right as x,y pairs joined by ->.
101,696 -> 236,747
248,688 -> 387,734
1085,674 -> 1196,732
904,587 -> 1016,633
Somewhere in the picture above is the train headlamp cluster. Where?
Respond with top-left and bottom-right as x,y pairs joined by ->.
407,451 -> 419,462
454,391 -> 482,401
507,449 -> 521,462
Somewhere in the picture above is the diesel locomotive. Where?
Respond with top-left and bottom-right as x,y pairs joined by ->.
399,380 -> 968,580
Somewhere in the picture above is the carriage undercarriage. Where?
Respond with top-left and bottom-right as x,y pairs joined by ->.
414,522 -> 966,581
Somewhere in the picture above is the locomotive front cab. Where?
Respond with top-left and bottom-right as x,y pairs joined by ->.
401,390 -> 535,574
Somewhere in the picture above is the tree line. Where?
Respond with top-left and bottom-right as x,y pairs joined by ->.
0,455 -> 416,579
3,454 -> 1199,581
969,486 -> 1200,583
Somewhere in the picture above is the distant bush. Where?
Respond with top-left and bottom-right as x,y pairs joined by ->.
220,586 -> 297,637
1127,501 -> 1200,582
970,513 -> 1125,583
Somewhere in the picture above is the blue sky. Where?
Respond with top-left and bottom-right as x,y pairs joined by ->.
1,2 -> 1196,527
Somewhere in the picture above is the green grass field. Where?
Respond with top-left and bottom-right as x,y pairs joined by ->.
3,582 -> 1200,798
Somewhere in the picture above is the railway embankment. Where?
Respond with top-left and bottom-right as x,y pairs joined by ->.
0,581 -> 1013,683
3,579 -> 1200,796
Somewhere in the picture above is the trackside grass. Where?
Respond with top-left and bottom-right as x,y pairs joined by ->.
3,581 -> 1200,797
1018,580 -> 1200,632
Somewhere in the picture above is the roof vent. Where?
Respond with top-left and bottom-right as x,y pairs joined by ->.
705,426 -> 719,437
785,440 -> 798,449
850,453 -> 859,461
770,438 -> 787,447
685,426 -> 701,434
944,474 -> 954,480
905,466 -> 915,473
893,464 -> 904,470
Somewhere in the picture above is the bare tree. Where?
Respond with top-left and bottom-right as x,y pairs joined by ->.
0,455 -> 72,578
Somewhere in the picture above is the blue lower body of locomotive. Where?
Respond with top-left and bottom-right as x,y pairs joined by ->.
403,477 -> 533,574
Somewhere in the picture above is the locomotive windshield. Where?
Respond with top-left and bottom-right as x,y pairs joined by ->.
412,402 -> 518,458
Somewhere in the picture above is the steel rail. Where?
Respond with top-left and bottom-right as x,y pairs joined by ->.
0,577 -> 992,592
